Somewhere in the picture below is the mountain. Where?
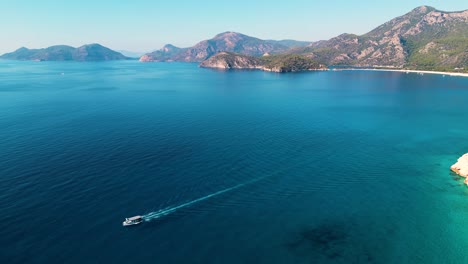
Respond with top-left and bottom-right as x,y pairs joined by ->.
266,39 -> 311,48
140,44 -> 186,62
291,6 -> 468,72
200,52 -> 327,73
0,44 -> 129,61
140,32 -> 290,62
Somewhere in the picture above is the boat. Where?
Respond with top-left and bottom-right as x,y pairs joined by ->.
123,215 -> 143,226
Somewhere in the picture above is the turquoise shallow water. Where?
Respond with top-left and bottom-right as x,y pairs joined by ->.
0,60 -> 468,263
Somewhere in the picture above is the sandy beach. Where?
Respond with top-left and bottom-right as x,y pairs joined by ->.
337,68 -> 468,77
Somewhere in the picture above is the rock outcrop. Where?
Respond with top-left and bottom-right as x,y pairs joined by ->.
199,52 -> 263,70
200,52 -> 328,73
451,153 -> 468,184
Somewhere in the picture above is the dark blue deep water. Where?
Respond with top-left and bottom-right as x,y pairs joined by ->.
1,61 -> 468,263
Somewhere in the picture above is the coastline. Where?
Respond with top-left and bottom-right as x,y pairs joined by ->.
336,68 -> 468,77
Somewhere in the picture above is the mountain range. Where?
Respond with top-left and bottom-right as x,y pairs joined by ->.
290,6 -> 467,71
1,6 -> 466,72
0,44 -> 129,61
141,6 -> 467,72
140,32 -> 291,62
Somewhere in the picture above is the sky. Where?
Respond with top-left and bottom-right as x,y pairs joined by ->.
0,0 -> 466,54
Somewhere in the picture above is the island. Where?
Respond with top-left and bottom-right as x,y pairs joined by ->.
451,153 -> 468,184
200,52 -> 328,73
0,44 -> 130,61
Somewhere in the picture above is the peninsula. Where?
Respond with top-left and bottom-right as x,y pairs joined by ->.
200,52 -> 327,73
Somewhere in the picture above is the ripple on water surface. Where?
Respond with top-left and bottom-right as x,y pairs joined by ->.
1,61 -> 468,263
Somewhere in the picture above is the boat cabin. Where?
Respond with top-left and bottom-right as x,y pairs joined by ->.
123,215 -> 143,226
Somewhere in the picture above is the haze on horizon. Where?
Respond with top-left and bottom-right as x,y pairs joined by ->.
1,0 -> 466,55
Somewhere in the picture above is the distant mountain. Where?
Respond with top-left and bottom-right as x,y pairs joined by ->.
140,44 -> 186,62
1,44 -> 129,61
291,6 -> 468,72
266,39 -> 311,48
200,52 -> 327,73
117,50 -> 146,58
140,32 -> 290,62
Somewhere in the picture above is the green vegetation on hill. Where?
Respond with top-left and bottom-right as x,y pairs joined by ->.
291,6 -> 468,72
261,54 -> 323,72
200,52 -> 326,73
404,28 -> 468,72
406,37 -> 467,72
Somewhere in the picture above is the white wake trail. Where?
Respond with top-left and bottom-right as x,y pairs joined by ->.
141,176 -> 264,222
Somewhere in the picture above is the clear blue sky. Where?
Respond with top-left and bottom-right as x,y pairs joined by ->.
1,0 -> 466,54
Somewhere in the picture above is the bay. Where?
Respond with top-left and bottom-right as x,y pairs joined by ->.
1,60 -> 468,263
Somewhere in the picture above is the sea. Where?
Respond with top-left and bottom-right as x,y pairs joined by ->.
1,60 -> 468,264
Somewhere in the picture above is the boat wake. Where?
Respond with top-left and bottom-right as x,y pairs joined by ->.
141,176 -> 265,222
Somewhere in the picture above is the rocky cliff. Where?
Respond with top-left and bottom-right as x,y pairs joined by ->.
452,154 -> 468,184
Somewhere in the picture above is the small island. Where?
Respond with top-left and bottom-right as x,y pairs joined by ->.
451,153 -> 468,184
200,52 -> 328,73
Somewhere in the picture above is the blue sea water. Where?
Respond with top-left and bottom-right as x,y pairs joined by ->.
1,60 -> 468,263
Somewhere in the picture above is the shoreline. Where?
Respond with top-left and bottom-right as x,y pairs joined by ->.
335,68 -> 468,77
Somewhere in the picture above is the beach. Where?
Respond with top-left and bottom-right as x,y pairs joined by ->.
337,68 -> 468,77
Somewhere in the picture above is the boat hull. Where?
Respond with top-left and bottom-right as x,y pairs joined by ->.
122,221 -> 142,226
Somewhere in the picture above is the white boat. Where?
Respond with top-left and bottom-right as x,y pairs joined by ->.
123,215 -> 143,226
